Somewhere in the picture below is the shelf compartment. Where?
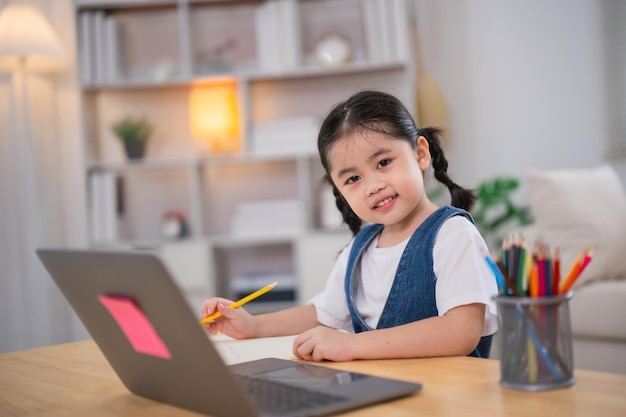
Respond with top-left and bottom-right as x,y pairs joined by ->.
188,2 -> 259,76
248,65 -> 409,122
299,0 -> 368,67
77,3 -> 184,86
88,167 -> 194,244
213,242 -> 295,301
88,87 -> 196,164
200,159 -> 302,236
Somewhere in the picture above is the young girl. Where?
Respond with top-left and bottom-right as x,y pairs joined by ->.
201,90 -> 499,361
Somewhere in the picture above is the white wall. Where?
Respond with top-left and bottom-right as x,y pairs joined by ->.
414,0 -> 625,194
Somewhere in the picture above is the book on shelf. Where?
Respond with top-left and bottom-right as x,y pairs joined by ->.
255,1 -> 280,72
89,170 -> 118,243
78,11 -> 95,84
387,0 -> 410,61
104,14 -> 120,82
77,9 -> 122,85
363,0 -> 390,62
254,0 -> 301,72
362,0 -> 408,62
93,10 -> 107,83
76,1 -> 162,6
276,0 -> 300,69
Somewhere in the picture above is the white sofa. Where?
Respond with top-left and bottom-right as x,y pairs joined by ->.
516,165 -> 626,374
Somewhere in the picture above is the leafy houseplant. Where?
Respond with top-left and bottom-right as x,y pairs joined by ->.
472,176 -> 533,250
112,117 -> 154,160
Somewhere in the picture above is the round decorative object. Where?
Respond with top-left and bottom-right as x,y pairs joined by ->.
314,33 -> 352,66
162,211 -> 188,240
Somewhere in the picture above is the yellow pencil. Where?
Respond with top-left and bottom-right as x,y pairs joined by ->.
527,336 -> 537,383
200,282 -> 278,325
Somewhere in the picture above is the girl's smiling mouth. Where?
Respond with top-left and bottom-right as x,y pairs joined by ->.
373,195 -> 397,210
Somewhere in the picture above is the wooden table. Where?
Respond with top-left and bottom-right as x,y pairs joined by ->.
1,340 -> 625,417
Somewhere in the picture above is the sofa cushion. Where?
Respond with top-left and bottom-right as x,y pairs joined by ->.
525,165 -> 626,288
569,280 -> 626,341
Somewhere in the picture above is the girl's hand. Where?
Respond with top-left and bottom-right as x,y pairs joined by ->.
200,297 -> 257,339
292,326 -> 357,362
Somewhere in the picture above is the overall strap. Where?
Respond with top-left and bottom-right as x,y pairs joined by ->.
344,223 -> 383,333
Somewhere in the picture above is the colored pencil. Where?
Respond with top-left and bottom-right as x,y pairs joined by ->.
484,251 -> 506,291
517,243 -> 526,296
560,247 -> 594,294
559,249 -> 585,294
553,247 -> 561,295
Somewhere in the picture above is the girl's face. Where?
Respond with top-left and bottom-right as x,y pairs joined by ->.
328,131 -> 433,238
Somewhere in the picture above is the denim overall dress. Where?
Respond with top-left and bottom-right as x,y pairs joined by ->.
344,205 -> 493,358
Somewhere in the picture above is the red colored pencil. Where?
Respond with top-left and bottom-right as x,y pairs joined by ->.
553,247 -> 561,295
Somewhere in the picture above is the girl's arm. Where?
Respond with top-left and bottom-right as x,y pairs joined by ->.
202,299 -> 320,339
254,305 -> 321,337
293,303 -> 485,361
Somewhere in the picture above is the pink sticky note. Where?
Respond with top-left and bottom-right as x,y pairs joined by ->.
98,295 -> 171,359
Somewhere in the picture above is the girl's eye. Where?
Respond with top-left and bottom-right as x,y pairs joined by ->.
345,175 -> 360,185
378,159 -> 391,168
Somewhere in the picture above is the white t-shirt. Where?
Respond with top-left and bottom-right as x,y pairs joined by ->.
309,216 -> 500,336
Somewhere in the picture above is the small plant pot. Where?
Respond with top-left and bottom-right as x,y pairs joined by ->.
124,140 -> 147,160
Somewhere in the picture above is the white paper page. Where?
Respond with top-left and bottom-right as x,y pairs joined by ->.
210,334 -> 298,365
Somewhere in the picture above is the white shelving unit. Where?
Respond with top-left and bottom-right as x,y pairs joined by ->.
74,0 -> 414,309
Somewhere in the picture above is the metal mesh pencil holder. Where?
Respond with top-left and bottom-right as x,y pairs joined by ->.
494,293 -> 575,391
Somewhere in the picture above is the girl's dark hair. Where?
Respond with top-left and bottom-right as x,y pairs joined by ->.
318,90 -> 476,235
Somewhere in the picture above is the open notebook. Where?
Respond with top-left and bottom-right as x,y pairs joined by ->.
37,248 -> 422,417
212,334 -> 297,365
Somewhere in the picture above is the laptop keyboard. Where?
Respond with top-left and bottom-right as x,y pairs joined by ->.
237,374 -> 346,415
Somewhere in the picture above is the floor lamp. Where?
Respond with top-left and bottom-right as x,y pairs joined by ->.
0,3 -> 67,234
0,4 -> 66,348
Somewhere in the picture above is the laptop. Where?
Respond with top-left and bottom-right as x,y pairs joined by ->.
37,248 -> 421,417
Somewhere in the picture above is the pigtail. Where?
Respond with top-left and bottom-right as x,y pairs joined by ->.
421,127 -> 477,212
327,176 -> 362,235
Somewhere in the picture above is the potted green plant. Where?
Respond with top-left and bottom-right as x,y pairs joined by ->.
112,116 -> 154,160
472,176 -> 533,250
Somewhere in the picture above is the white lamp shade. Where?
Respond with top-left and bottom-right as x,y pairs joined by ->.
0,4 -> 66,71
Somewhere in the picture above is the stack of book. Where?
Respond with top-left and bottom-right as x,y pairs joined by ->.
78,9 -> 120,85
254,0 -> 300,71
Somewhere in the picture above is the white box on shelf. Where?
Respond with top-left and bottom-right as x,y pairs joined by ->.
230,198 -> 305,238
250,116 -> 318,156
